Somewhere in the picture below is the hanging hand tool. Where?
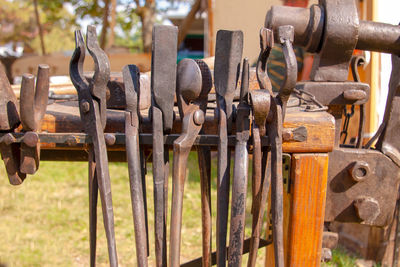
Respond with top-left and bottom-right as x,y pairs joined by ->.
214,30 -> 243,267
123,64 -> 148,266
228,58 -> 251,266
194,59 -> 213,267
19,64 -> 49,175
169,58 -> 211,267
151,25 -> 178,267
248,27 -> 274,267
0,67 -> 25,185
69,25 -> 118,267
269,25 -> 297,267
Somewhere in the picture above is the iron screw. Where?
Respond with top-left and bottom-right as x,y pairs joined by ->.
105,133 -> 116,146
80,100 -> 90,113
193,110 -> 205,126
22,132 -> 39,147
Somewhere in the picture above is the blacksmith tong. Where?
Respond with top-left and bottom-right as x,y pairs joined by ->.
228,58 -> 251,266
123,65 -> 148,266
151,24 -> 178,267
248,28 -> 274,267
0,64 -> 49,184
169,58 -> 211,267
265,25 -> 297,267
214,30 -> 243,267
70,26 -> 118,267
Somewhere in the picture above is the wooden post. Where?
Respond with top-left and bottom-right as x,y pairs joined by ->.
266,153 -> 329,266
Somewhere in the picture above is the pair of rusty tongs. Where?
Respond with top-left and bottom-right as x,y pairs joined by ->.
151,25 -> 178,267
169,58 -> 212,267
0,67 -> 24,185
214,30 -> 243,267
228,58 -> 252,266
267,25 -> 298,267
248,28 -> 274,267
70,26 -> 118,267
0,64 -> 49,185
123,65 -> 148,266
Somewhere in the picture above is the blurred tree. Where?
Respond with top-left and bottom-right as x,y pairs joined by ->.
0,0 -> 198,55
0,0 -> 76,55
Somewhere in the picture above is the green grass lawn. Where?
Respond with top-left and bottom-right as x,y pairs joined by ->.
0,152 -> 266,266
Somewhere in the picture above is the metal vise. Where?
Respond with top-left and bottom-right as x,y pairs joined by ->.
266,0 -> 400,227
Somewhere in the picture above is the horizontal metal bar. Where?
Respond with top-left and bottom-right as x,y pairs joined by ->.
0,132 -> 272,147
0,126 -> 306,148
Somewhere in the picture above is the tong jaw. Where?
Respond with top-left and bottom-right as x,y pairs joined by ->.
257,28 -> 274,94
70,26 -> 110,130
176,58 -> 212,148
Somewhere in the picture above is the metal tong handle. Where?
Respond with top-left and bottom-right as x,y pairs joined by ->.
150,25 -> 178,267
214,30 -> 243,267
70,26 -> 118,267
123,65 -> 148,267
228,58 -> 251,266
170,58 -> 211,267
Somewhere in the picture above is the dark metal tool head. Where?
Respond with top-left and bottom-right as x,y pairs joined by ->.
151,25 -> 178,133
0,67 -> 20,131
70,25 -> 110,130
176,58 -> 212,119
20,64 -> 50,132
123,65 -> 140,115
214,30 -> 243,132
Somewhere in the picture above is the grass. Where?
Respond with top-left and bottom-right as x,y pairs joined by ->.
0,152 -> 266,266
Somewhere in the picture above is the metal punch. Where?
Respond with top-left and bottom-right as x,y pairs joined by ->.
69,25 -> 118,267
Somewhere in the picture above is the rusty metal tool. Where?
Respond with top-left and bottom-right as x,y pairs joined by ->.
247,27 -> 274,267
0,67 -> 25,185
269,25 -> 297,267
194,59 -> 213,267
227,58 -> 251,266
123,64 -> 148,266
70,25 -> 118,267
247,89 -> 271,267
214,29 -> 243,267
19,64 -> 49,175
169,58 -> 211,267
151,24 -> 178,267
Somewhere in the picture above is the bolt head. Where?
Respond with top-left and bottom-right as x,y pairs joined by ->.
65,136 -> 77,146
3,133 -> 16,145
193,110 -> 204,126
354,197 -> 380,223
348,161 -> 370,182
23,132 -> 39,147
80,100 -> 90,113
105,133 -> 116,146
